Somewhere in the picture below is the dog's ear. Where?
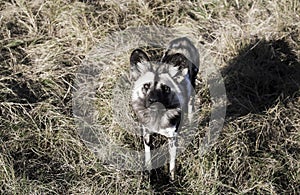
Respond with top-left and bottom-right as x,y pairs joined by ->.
130,49 -> 150,81
130,49 -> 150,66
161,52 -> 189,70
168,66 -> 188,83
163,52 -> 189,82
162,52 -> 200,86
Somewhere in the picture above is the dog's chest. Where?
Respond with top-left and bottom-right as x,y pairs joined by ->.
145,124 -> 177,138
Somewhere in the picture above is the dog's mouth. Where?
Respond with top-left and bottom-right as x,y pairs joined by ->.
149,102 -> 166,112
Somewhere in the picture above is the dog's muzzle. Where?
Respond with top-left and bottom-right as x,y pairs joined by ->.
149,102 -> 166,111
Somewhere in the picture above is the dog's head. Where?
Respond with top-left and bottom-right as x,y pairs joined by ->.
130,49 -> 189,129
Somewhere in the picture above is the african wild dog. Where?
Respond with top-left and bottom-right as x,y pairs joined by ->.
130,37 -> 199,180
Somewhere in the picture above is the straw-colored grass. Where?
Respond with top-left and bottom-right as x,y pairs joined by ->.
0,0 -> 299,194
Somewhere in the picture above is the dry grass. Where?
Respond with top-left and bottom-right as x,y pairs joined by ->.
0,0 -> 299,194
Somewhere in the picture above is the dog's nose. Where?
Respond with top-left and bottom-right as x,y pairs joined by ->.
149,97 -> 158,103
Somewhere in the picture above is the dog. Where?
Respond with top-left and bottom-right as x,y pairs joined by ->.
130,37 -> 199,180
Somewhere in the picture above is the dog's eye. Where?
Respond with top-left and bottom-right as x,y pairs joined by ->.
161,85 -> 170,94
143,83 -> 150,91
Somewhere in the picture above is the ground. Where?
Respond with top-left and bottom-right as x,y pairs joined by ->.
0,0 -> 299,194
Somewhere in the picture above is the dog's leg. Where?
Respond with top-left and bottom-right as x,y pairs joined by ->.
168,136 -> 177,180
143,128 -> 151,171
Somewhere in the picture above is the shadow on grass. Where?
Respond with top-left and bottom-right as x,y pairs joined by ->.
148,168 -> 177,194
222,38 -> 300,118
217,38 -> 300,193
148,38 -> 300,193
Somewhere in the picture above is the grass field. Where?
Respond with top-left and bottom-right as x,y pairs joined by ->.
0,0 -> 299,194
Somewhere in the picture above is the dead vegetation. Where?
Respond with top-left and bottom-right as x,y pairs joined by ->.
0,0 -> 299,194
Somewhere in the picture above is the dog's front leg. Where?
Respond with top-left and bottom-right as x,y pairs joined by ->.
143,127 -> 151,171
168,136 -> 177,180
188,97 -> 195,124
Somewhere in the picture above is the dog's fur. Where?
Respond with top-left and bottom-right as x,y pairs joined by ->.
130,37 -> 199,180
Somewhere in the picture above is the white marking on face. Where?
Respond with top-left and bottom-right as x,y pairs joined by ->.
132,72 -> 155,101
135,72 -> 155,89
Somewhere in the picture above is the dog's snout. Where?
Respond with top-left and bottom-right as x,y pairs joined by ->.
148,91 -> 159,104
149,97 -> 158,103
145,91 -> 159,108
